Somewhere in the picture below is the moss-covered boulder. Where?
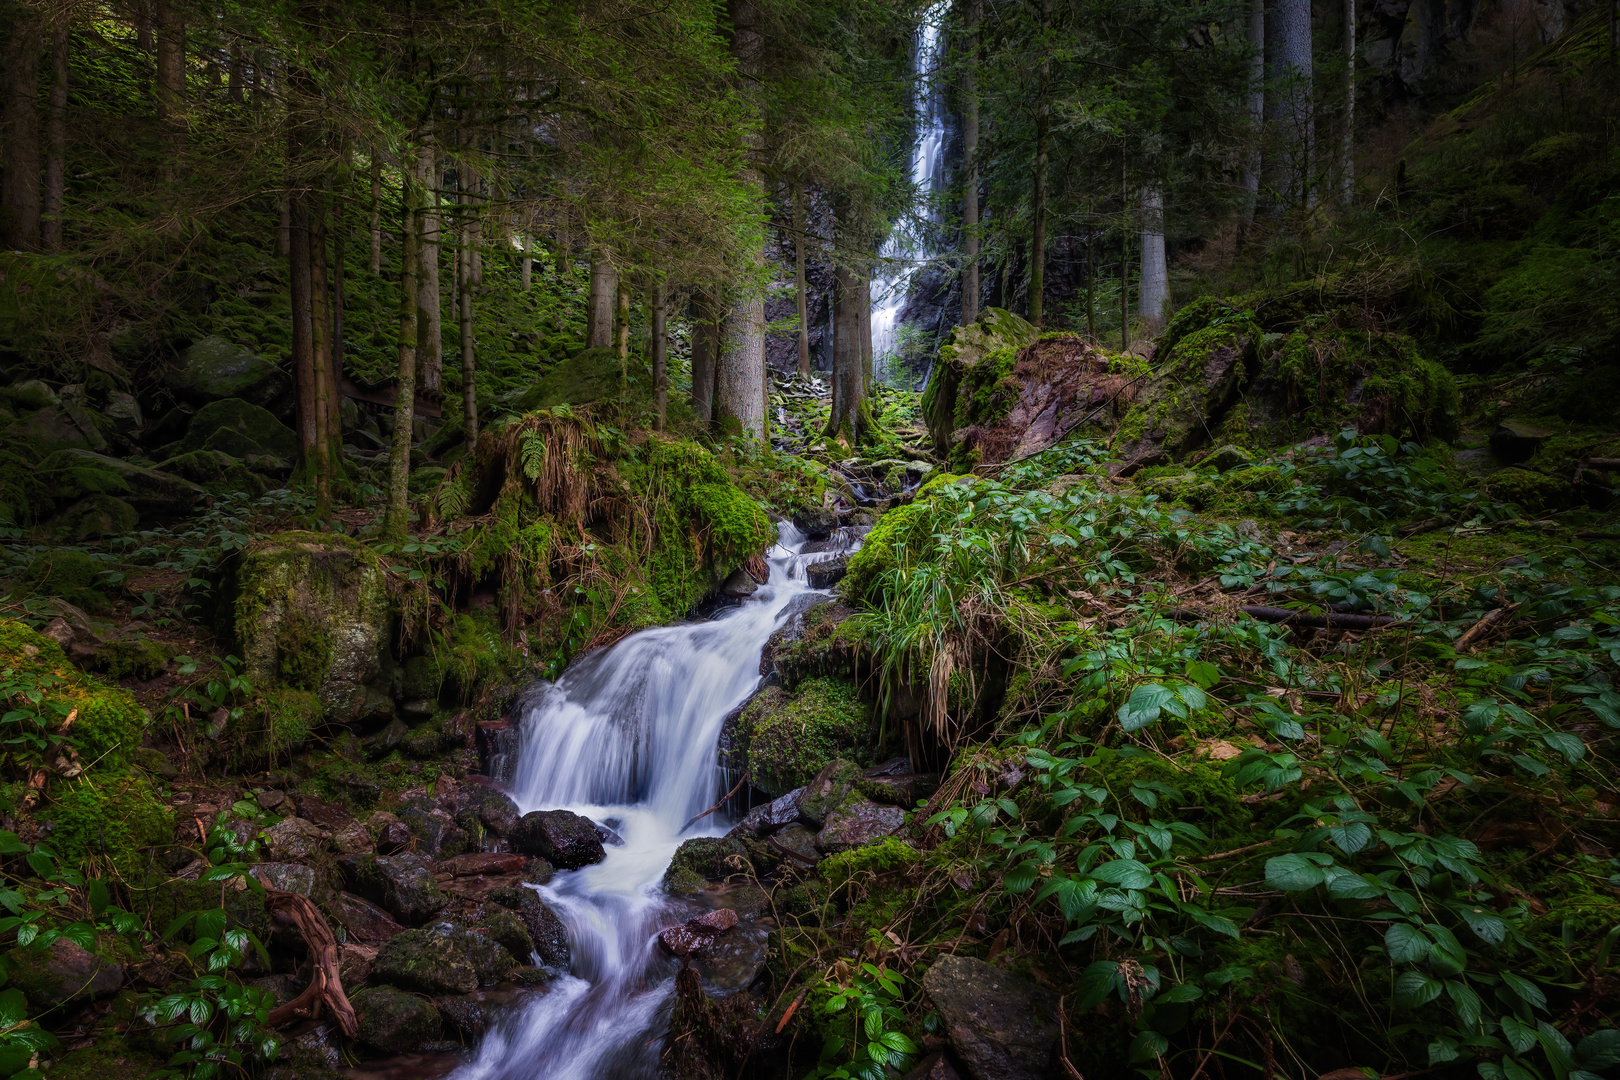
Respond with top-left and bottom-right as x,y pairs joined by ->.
165,337 -> 290,411
506,346 -> 624,411
371,925 -> 514,994
42,450 -> 205,519
220,531 -> 393,721
663,836 -> 752,895
48,494 -> 139,539
182,397 -> 297,459
920,307 -> 1039,455
0,619 -> 152,773
1,405 -> 105,453
7,937 -> 124,1008
509,809 -> 606,869
338,853 -> 448,925
724,679 -> 876,797
352,985 -> 441,1054
1113,309 -> 1259,467
485,885 -> 570,968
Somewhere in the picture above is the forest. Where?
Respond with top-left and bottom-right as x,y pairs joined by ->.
0,0 -> 1617,1078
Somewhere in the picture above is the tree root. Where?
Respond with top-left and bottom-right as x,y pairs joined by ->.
264,889 -> 358,1038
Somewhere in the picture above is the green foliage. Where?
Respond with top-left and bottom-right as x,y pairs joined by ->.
733,679 -> 877,796
806,960 -> 919,1080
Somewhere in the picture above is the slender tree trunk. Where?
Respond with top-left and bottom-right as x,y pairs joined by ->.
154,0 -> 184,183
368,153 -> 382,273
961,0 -> 981,325
416,133 -> 442,394
309,196 -> 334,516
1029,0 -> 1051,326
860,267 -> 873,390
1138,188 -> 1167,327
1120,155 -> 1130,351
333,223 -> 346,415
792,183 -> 811,378
228,42 -> 243,105
587,256 -> 616,348
459,230 -> 477,454
1,18 -> 42,251
1268,0 -> 1315,210
1342,0 -> 1356,204
690,288 -> 718,423
651,282 -> 668,430
521,233 -> 532,292
823,258 -> 867,445
615,280 -> 630,386
717,0 -> 768,441
278,196 -> 290,256
42,24 -> 67,251
288,192 -> 318,475
1242,0 -> 1265,222
385,165 -> 421,539
1086,208 -> 1096,340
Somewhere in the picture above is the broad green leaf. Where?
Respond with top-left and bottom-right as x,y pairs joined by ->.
1574,1030 -> 1620,1069
1090,859 -> 1152,890
1264,854 -> 1326,892
1501,1016 -> 1537,1055
1394,971 -> 1443,1009
1501,971 -> 1546,1011
1384,923 -> 1430,964
1118,683 -> 1175,731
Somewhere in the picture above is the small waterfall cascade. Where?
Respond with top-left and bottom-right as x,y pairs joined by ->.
869,0 -> 951,369
452,523 -> 843,1080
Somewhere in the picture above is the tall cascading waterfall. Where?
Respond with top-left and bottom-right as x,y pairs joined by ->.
868,1 -> 950,373
452,524 -> 844,1080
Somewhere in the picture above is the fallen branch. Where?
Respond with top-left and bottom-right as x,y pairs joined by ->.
1455,606 -> 1513,654
1171,605 -> 1395,630
680,773 -> 749,832
264,889 -> 358,1038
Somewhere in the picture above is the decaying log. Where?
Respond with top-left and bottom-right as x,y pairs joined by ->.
1172,605 -> 1395,630
1455,606 -> 1512,654
264,889 -> 358,1037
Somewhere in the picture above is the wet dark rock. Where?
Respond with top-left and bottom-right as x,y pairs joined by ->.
792,505 -> 839,538
373,925 -> 515,995
1489,420 -> 1555,463
328,891 -> 406,945
509,809 -> 606,869
400,807 -> 466,858
690,919 -> 770,999
353,985 -> 442,1054
376,820 -> 415,855
261,816 -> 326,862
816,797 -> 906,853
922,954 -> 1059,1080
857,772 -> 940,807
248,861 -> 315,896
248,973 -> 307,1006
475,791 -> 521,836
294,794 -> 357,830
256,789 -> 287,811
805,555 -> 848,590
485,885 -> 571,969
718,567 -> 758,602
663,836 -> 751,895
657,907 -> 738,958
730,787 -> 806,838
6,937 -> 123,1006
757,601 -> 857,691
796,758 -> 862,828
593,820 -> 626,846
339,852 -> 448,924
340,943 -> 377,986
437,852 -> 527,878
903,1051 -> 966,1080
769,823 -> 821,867
435,995 -> 489,1038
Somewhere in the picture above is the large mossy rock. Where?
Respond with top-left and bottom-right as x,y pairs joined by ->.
509,809 -> 606,869
1,405 -> 106,453
352,985 -> 442,1054
44,450 -> 205,519
504,346 -> 624,412
485,885 -> 570,968
922,954 -> 1059,1080
182,397 -> 298,459
920,308 -> 1039,455
722,678 -> 875,797
1112,304 -> 1260,467
7,938 -> 124,1008
371,925 -> 514,994
220,531 -> 392,721
338,853 -> 448,925
165,337 -> 291,412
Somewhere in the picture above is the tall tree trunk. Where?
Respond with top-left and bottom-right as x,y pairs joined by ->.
333,223 -> 346,419
459,139 -> 479,453
717,0 -> 767,441
1120,155 -> 1130,351
961,0 -> 981,325
1242,0 -> 1265,222
154,0 -> 184,183
385,163 -> 421,539
1342,0 -> 1356,204
1029,0 -> 1051,326
1138,188 -> 1167,327
586,256 -> 615,348
278,196 -> 290,256
792,183 -> 811,378
521,233 -> 532,291
1086,207 -> 1096,340
309,196 -> 334,517
416,133 -> 442,394
615,280 -> 630,387
1267,0 -> 1315,210
823,258 -> 867,445
690,288 -> 718,423
288,192 -> 318,476
860,267 -> 873,390
42,24 -> 66,251
1,17 -> 42,252
368,153 -> 382,273
228,42 -> 243,105
651,282 -> 668,430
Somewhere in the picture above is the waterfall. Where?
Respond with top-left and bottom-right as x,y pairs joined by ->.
869,0 -> 951,371
451,523 -> 831,1080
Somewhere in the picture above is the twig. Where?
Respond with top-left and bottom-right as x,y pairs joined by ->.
1184,839 -> 1283,865
1170,605 -> 1395,630
1058,995 -> 1086,1080
681,774 -> 750,832
1455,606 -> 1514,653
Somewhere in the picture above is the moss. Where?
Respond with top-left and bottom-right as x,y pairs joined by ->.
663,836 -> 752,894
818,836 -> 918,893
223,686 -> 319,767
733,678 -> 876,796
23,548 -> 109,612
42,770 -> 174,876
922,307 -> 1038,454
839,499 -> 935,604
274,605 -> 333,690
49,494 -> 139,539
98,637 -> 171,682
74,686 -> 149,768
1482,468 -> 1576,513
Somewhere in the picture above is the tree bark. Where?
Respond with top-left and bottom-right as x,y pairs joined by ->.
1029,0 -> 1051,326
1,17 -> 42,252
859,267 -> 873,390
41,23 -> 66,251
1267,0 -> 1315,210
385,156 -> 421,539
961,0 -> 981,325
228,42 -> 243,106
651,281 -> 668,430
264,890 -> 357,1037
309,196 -> 335,517
792,183 -> 811,378
521,233 -> 532,292
368,153 -> 382,273
153,0 -> 184,183
690,288 -> 718,422
1120,156 -> 1130,351
615,279 -> 630,388
416,134 -> 442,394
586,256 -> 616,348
1342,0 -> 1355,204
459,138 -> 479,454
717,0 -> 767,441
288,192 -> 318,474
823,257 -> 867,445
1138,188 -> 1167,327
1242,0 -> 1265,222
278,196 -> 290,257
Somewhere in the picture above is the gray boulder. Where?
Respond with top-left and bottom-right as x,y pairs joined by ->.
922,954 -> 1059,1080
183,397 -> 298,459
339,852 -> 448,925
371,925 -> 514,995
352,985 -> 441,1054
6,938 -> 123,1007
509,809 -> 606,869
485,885 -> 571,969
166,337 -> 291,411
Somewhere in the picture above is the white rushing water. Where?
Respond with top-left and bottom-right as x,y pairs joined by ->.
869,1 -> 950,368
452,523 -> 836,1080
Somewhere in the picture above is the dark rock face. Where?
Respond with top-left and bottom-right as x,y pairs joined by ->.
731,787 -> 806,838
6,938 -> 123,1006
352,985 -> 442,1054
657,907 -> 739,958
816,797 -> 906,852
372,925 -> 515,995
339,852 -> 448,924
375,820 -> 414,855
792,505 -> 839,538
399,806 -> 465,857
248,861 -> 315,896
166,336 -> 292,412
329,891 -> 406,944
689,919 -> 770,999
769,823 -> 821,867
435,994 -> 489,1037
663,836 -> 751,895
485,885 -> 571,969
796,758 -> 862,828
182,397 -> 299,459
476,791 -> 521,836
509,809 -> 607,869
805,555 -> 848,590
921,954 -> 1059,1080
